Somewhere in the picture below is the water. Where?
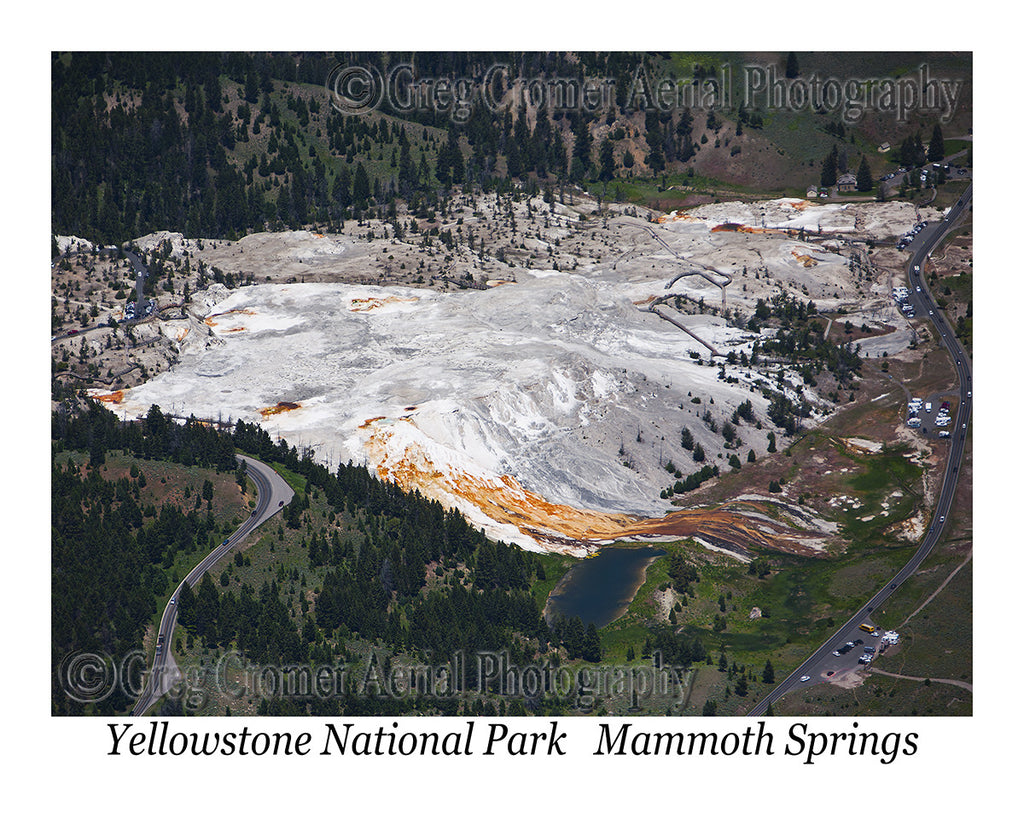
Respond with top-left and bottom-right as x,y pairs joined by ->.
545,545 -> 666,628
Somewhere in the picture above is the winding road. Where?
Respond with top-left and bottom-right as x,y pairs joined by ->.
629,221 -> 734,355
750,182 -> 973,716
130,454 -> 294,716
51,245 -> 152,344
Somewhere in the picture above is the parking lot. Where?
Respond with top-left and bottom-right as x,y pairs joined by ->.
796,627 -> 902,687
904,391 -> 959,440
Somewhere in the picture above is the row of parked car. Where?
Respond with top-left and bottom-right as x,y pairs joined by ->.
831,637 -> 877,665
896,221 -> 929,251
124,298 -> 156,321
893,286 -> 916,318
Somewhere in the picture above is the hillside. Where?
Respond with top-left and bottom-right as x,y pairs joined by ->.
52,51 -> 972,245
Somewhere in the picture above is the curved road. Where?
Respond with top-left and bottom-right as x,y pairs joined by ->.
751,183 -> 973,716
51,245 -> 151,344
130,454 -> 294,716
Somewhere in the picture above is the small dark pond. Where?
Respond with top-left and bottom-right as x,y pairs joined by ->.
545,545 -> 666,628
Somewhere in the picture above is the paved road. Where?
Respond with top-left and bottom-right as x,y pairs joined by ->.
130,454 -> 295,716
750,183 -> 973,715
51,245 -> 152,344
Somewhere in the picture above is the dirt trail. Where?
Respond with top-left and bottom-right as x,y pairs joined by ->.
868,668 -> 972,693
902,548 -> 972,626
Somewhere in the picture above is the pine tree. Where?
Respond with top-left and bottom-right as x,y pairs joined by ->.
599,138 -> 615,182
927,124 -> 945,163
352,163 -> 370,208
570,114 -> 592,182
820,145 -> 838,188
446,128 -> 464,185
785,52 -> 799,79
856,155 -> 873,192
176,581 -> 196,628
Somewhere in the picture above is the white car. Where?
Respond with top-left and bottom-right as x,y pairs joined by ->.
799,675 -> 811,682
